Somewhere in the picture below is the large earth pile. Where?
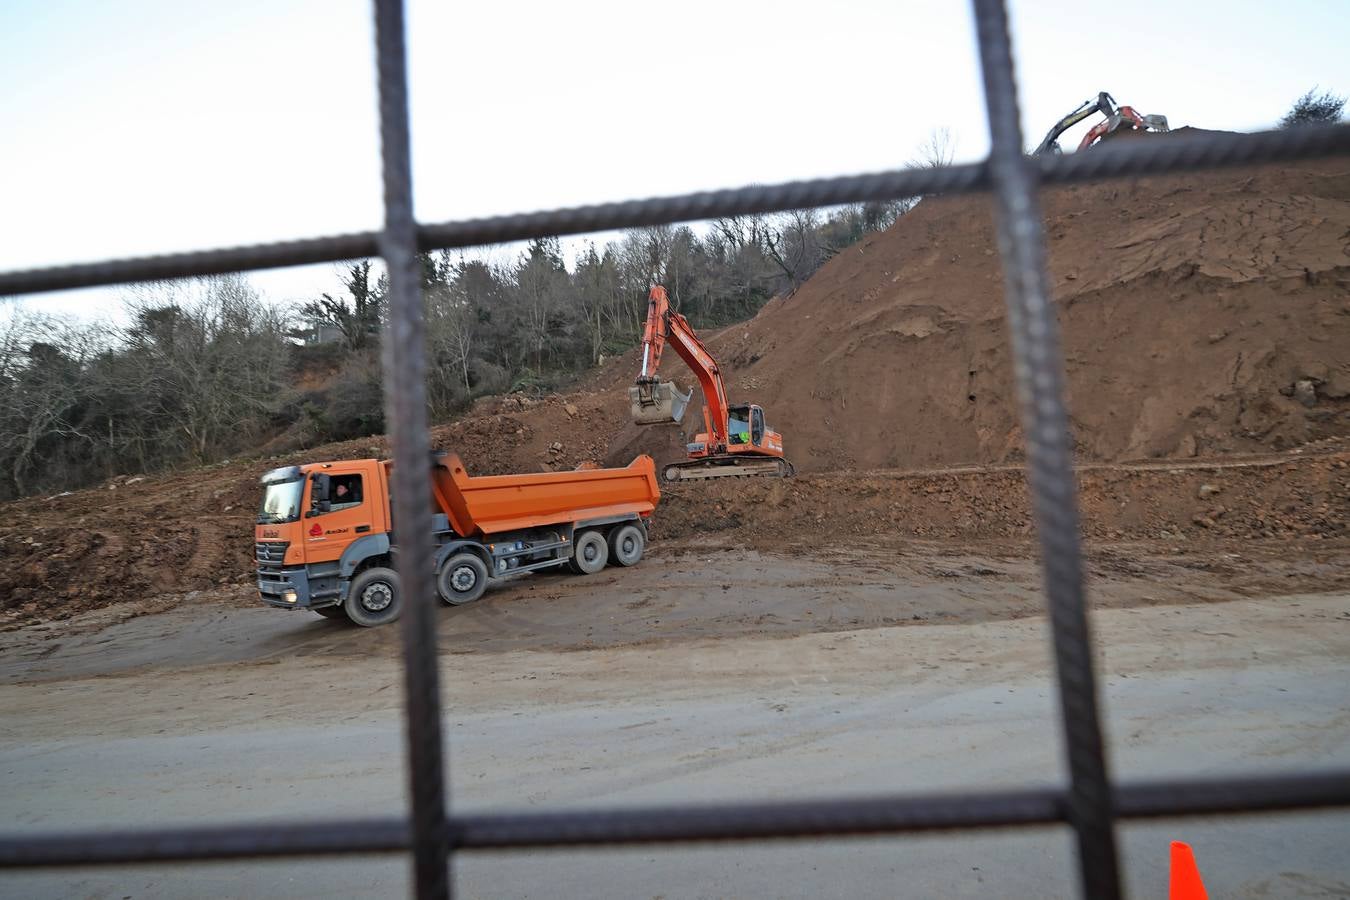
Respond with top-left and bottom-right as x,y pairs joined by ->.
606,159 -> 1350,472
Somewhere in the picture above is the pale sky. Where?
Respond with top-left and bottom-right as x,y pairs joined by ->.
2,0 -> 1346,323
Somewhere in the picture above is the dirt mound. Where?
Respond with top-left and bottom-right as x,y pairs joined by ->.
604,159 -> 1350,474
649,446 -> 1349,549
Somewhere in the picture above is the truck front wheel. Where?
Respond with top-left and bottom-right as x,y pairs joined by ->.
438,553 -> 489,605
344,567 -> 402,627
568,530 -> 608,574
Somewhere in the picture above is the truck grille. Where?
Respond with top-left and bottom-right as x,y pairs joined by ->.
255,541 -> 289,566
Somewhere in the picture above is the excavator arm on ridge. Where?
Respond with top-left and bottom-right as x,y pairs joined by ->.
1034,91 -> 1168,156
1034,92 -> 1117,156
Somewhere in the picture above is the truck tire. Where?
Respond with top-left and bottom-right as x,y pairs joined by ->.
568,529 -> 608,574
607,524 -> 645,567
344,567 -> 401,627
437,553 -> 489,605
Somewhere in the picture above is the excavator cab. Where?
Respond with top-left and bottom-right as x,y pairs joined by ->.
629,378 -> 692,425
727,405 -> 764,446
728,406 -> 750,445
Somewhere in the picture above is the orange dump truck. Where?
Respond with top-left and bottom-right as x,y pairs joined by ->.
255,452 -> 660,626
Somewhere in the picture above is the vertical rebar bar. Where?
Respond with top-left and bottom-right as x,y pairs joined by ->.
372,0 -> 451,897
969,1 -> 1122,897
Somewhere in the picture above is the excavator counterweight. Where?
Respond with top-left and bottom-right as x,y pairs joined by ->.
630,285 -> 793,482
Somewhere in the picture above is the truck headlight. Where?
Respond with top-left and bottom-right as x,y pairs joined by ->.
283,590 -> 298,604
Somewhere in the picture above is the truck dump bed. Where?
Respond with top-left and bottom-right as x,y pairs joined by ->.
427,453 -> 660,537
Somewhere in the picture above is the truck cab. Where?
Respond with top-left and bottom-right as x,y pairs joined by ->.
255,459 -> 394,619
255,454 -> 660,627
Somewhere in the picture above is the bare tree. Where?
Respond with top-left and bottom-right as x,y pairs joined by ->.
514,238 -> 572,375
121,274 -> 289,464
764,209 -> 827,290
0,315 -> 96,495
1280,87 -> 1345,128
424,277 -> 478,411
913,126 -> 957,168
574,243 -> 622,366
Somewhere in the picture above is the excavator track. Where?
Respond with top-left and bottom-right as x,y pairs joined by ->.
661,456 -> 795,483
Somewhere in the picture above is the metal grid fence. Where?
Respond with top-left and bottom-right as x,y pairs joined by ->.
2,0 -> 1349,897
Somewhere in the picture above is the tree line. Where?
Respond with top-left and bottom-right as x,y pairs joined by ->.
0,276 -> 289,500
0,202 -> 907,500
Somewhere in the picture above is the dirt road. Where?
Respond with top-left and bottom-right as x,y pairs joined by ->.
2,540 -> 1348,898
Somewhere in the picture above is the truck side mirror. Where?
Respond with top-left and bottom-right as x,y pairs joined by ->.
310,474 -> 331,514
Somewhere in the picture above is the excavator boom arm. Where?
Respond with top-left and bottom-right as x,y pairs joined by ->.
636,285 -> 731,445
638,288 -> 667,378
1033,91 -> 1115,156
1035,91 -> 1168,156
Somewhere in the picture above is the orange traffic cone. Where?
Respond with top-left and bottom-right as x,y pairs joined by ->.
1169,841 -> 1209,900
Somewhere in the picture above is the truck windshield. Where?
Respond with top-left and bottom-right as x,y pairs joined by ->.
257,478 -> 304,524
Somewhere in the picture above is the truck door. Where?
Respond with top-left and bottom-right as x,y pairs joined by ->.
303,465 -> 378,565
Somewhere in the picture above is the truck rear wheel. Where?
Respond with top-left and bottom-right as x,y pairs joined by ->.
438,553 -> 488,605
344,567 -> 401,627
568,530 -> 608,574
607,524 -> 645,567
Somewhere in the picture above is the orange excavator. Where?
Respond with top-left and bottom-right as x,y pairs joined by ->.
1033,91 -> 1169,156
629,285 -> 794,482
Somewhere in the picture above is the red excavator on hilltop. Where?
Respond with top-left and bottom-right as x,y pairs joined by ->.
629,285 -> 794,482
1034,91 -> 1169,156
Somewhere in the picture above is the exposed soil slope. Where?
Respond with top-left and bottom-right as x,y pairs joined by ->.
606,159 -> 1350,472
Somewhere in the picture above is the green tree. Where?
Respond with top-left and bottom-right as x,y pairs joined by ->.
299,260 -> 381,349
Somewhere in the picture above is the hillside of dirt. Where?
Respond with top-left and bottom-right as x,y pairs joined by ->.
604,159 -> 1350,473
2,157 -> 1349,624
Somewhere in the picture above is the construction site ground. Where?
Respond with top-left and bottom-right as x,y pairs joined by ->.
3,533 -> 1348,899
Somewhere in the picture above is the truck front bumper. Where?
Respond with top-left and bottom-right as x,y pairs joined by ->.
258,566 -> 322,610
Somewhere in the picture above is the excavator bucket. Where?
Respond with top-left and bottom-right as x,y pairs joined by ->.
629,381 -> 692,425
